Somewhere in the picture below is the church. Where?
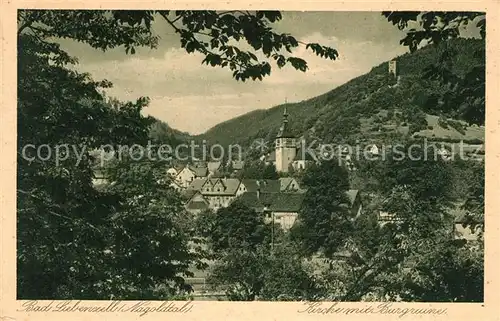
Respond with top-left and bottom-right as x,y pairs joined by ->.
263,107 -> 313,173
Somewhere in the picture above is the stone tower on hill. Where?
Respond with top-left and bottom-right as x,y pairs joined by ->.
388,60 -> 397,76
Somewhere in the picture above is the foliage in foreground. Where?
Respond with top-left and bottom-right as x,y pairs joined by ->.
16,10 -> 484,301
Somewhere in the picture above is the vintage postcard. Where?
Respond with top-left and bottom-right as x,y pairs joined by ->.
1,1 -> 499,320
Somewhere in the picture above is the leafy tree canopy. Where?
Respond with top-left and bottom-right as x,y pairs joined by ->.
16,9 -> 340,299
290,159 -> 352,258
18,10 -> 338,82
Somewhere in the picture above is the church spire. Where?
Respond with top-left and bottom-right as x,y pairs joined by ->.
276,103 -> 293,138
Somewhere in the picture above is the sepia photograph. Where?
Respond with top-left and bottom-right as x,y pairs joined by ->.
14,9 -> 485,304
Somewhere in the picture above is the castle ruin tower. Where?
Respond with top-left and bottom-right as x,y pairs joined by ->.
388,60 -> 398,77
275,106 -> 297,173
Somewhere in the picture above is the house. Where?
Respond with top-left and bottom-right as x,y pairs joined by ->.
238,188 -> 362,231
191,166 -> 209,178
454,216 -> 483,242
237,191 -> 305,230
265,193 -> 306,230
184,178 -> 287,213
340,146 -> 350,158
166,167 -> 179,177
346,189 -> 363,218
175,165 -> 209,188
92,168 -> 109,190
231,160 -> 245,172
278,177 -> 304,192
185,177 -> 244,212
182,190 -> 210,214
169,180 -> 183,191
186,177 -> 208,191
175,166 -> 196,188
452,207 -> 484,242
377,211 -> 401,224
367,144 -> 380,156
292,147 -> 315,170
263,151 -> 276,166
437,146 -> 452,161
241,179 -> 281,194
377,202 -> 484,242
207,161 -> 222,176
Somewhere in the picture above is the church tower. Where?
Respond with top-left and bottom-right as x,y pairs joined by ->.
275,106 -> 296,173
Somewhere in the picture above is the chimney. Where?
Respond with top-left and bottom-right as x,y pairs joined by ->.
256,187 -> 260,200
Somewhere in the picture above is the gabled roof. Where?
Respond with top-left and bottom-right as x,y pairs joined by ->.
207,161 -> 222,173
187,201 -> 210,210
200,178 -> 241,196
237,192 -> 279,212
237,192 -> 305,213
242,179 -> 281,193
173,163 -> 185,171
279,177 -> 294,191
211,171 -> 225,178
212,178 -> 226,188
279,177 -> 306,193
346,189 -> 359,206
187,178 -> 208,191
185,192 -> 210,210
269,193 -> 306,212
238,189 -> 360,214
189,166 -> 208,177
180,189 -> 198,202
177,166 -> 193,175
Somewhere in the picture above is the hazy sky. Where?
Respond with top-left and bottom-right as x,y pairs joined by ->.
61,12 -> 412,134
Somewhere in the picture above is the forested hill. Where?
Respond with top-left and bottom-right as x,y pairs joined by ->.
197,38 -> 485,148
148,118 -> 192,145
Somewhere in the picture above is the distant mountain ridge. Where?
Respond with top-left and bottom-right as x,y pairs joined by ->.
149,118 -> 193,145
196,38 -> 485,150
